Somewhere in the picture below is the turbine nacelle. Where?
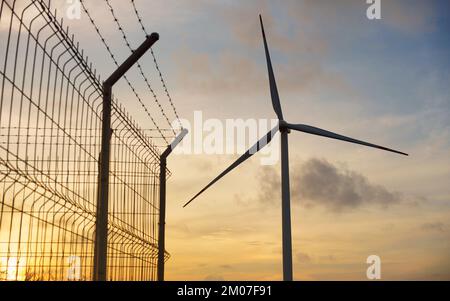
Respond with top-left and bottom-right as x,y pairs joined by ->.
278,120 -> 291,133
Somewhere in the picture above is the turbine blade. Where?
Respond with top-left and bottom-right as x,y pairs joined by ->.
286,123 -> 408,156
183,126 -> 279,207
260,15 -> 284,120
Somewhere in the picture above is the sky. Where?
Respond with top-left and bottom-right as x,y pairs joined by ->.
26,0 -> 450,280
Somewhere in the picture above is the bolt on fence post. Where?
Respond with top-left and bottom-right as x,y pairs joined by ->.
94,33 -> 160,281
158,128 -> 189,281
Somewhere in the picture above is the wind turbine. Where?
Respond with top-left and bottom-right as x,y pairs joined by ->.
183,15 -> 408,281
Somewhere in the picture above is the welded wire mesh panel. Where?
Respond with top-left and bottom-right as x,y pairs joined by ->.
106,102 -> 163,281
0,0 -> 165,281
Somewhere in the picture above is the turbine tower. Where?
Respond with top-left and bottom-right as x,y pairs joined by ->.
183,15 -> 408,281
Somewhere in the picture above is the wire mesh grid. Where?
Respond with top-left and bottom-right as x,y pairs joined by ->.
0,0 -> 169,281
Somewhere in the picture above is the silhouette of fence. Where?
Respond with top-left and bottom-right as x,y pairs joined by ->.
0,0 -> 169,280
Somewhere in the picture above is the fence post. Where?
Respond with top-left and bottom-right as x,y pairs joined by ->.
158,128 -> 188,281
94,33 -> 160,281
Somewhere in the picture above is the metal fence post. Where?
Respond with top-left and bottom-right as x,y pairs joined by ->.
94,33 -> 160,281
157,128 -> 188,281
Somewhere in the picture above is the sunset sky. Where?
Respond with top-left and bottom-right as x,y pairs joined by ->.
48,0 -> 450,280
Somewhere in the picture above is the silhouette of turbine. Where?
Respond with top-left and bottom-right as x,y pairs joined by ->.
183,15 -> 408,281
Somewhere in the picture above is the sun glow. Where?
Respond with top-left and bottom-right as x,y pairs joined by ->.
0,257 -> 26,281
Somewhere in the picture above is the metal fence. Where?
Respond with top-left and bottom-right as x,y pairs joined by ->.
0,0 -> 169,280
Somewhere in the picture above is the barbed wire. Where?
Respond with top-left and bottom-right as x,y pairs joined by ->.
104,0 -> 177,136
130,0 -> 182,129
79,0 -> 170,144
